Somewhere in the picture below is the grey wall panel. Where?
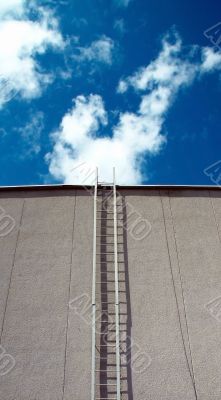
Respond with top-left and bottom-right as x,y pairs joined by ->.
0,194 -> 76,400
63,190 -> 93,400
169,190 -> 221,400
160,191 -> 196,391
123,190 -> 196,400
210,190 -> 221,241
0,198 -> 24,337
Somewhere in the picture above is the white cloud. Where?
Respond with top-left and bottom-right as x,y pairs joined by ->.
118,39 -> 221,94
114,0 -> 132,7
74,36 -> 114,65
0,0 -> 25,17
17,111 -> 44,157
117,36 -> 197,93
114,19 -> 126,35
47,91 -> 164,184
117,79 -> 128,94
201,47 -> 221,72
0,1 -> 64,108
47,33 -> 221,185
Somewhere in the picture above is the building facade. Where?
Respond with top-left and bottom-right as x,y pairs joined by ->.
0,185 -> 221,400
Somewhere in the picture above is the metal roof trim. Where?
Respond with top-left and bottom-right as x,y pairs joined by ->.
0,183 -> 220,191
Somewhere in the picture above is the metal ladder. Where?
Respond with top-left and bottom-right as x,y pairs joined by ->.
91,168 -> 121,400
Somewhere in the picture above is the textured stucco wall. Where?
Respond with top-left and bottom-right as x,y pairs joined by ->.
0,188 -> 220,400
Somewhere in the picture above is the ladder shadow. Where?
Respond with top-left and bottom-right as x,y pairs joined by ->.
97,189 -> 133,400
121,195 -> 133,400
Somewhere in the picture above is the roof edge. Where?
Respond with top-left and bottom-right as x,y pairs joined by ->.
0,183 -> 220,191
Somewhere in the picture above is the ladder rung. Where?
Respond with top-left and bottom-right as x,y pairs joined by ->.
98,300 -> 127,306
95,369 -> 117,372
97,211 -> 115,214
98,185 -> 114,187
96,280 -> 124,283
97,301 -> 126,304
98,195 -> 120,198
96,383 -> 117,386
96,235 -> 114,237
97,210 -> 123,213
97,204 -> 122,208
99,332 -> 115,336
97,252 -> 114,255
96,398 -> 117,400
99,209 -> 121,213
97,234 -> 123,237
96,356 -> 109,359
97,218 -> 114,220
99,273 -> 114,275
97,252 -> 124,255
97,261 -> 124,264
97,261 -> 114,264
100,272 -> 114,274
96,281 -> 120,284
99,322 -> 116,325
99,225 -> 122,227
98,244 -> 115,246
97,209 -> 121,212
99,344 -> 116,347
100,273 -> 124,275
109,312 -> 126,315
97,192 -> 113,194
102,340 -> 116,343
96,336 -> 116,338
99,290 -> 125,293
97,210 -> 114,213
96,310 -> 116,314
99,292 -> 116,294
100,271 -> 122,274
98,280 -> 124,282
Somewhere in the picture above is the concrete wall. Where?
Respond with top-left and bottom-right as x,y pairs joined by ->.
0,188 -> 220,400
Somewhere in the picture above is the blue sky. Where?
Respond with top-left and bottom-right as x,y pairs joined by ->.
0,0 -> 220,185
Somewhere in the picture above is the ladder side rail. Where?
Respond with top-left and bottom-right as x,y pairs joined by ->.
113,167 -> 121,400
91,167 -> 98,400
